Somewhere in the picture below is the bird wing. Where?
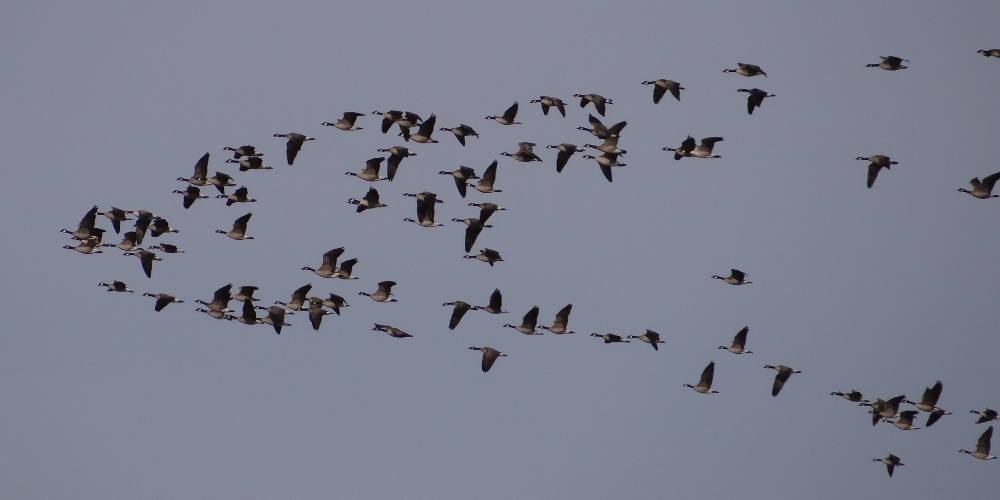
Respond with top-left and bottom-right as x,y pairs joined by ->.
772,369 -> 792,396
503,102 -> 519,122
523,306 -> 540,329
730,269 -> 746,281
734,326 -> 749,348
478,205 -> 497,224
292,284 -> 312,302
924,381 -> 943,406
588,114 -> 609,136
700,362 -> 715,388
600,164 -> 613,182
139,252 -> 154,278
978,426 -> 993,454
285,137 -> 302,165
233,213 -> 252,234
193,152 -> 209,178
418,114 -> 437,137
465,221 -> 484,253
652,85 -> 666,104
364,187 -> 380,205
489,289 -> 502,311
981,171 -> 1000,191
320,247 -> 343,273
454,176 -> 468,198
154,296 -> 171,311
556,150 -> 572,173
481,349 -> 499,372
481,160 -> 498,186
867,162 -> 882,189
554,304 -> 572,329
449,302 -> 469,330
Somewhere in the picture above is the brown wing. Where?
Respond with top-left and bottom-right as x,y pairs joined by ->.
553,304 -> 572,330
652,84 -> 666,104
700,361 -> 715,388
522,306 -> 540,329
448,301 -> 470,330
977,426 -> 993,454
503,102 -> 519,122
193,152 -> 209,178
867,162 -> 881,189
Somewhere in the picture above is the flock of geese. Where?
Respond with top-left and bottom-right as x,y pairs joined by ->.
63,50 -> 1000,477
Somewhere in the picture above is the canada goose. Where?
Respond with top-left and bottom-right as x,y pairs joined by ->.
195,308 -> 235,321
452,217 -> 493,253
320,293 -> 348,315
439,124 -> 479,146
177,153 -> 210,186
684,361 -> 719,394
360,281 -> 397,302
222,145 -> 261,159
971,408 -> 999,424
723,63 -> 767,77
719,326 -> 753,354
958,171 -> 1000,199
468,346 -> 507,372
642,79 -> 684,103
737,88 -> 775,115
578,114 -> 627,140
131,210 -> 154,244
476,289 -> 507,314
581,153 -> 626,182
321,112 -> 365,131
538,304 -> 574,334
346,157 -> 388,182
464,248 -> 504,266
402,113 -> 438,143
61,205 -> 99,241
149,218 -> 178,238
468,201 -> 506,222
256,304 -> 291,334
486,102 -> 521,125
503,306 -> 541,335
830,390 -> 869,403
206,171 -> 236,195
143,292 -> 183,312
82,227 -> 105,246
172,185 -> 207,209
584,136 -> 627,155
545,144 -> 584,173
960,426 -> 998,460
307,299 -> 330,331
276,284 -> 312,311
217,186 -> 257,206
215,213 -> 253,240
712,269 -> 751,285
97,207 -> 130,234
273,132 -> 315,165
904,381 -> 948,426
861,395 -> 907,426
348,187 -> 387,212
148,243 -> 184,254
403,191 -> 444,227
123,250 -> 161,278
470,160 -> 502,193
439,166 -> 478,198
64,238 -> 103,255
764,365 -> 801,397
501,142 -> 543,163
302,248 -> 344,278
530,96 -> 567,117
376,146 -> 416,181
628,330 -> 665,350
443,300 -> 473,330
663,136 -> 723,160
979,49 -> 1000,58
332,258 -> 359,280
236,300 -> 260,326
866,56 -> 908,70
573,93 -> 613,116
99,280 -> 133,293
105,231 -> 141,252
883,410 -> 921,430
372,323 -> 413,338
233,285 -> 259,303
195,284 -> 233,312
225,156 -> 272,172
873,454 -> 904,477
856,155 -> 898,189
372,110 -> 422,134
590,333 -> 630,343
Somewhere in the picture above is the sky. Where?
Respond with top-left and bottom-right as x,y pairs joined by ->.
3,1 -> 1000,498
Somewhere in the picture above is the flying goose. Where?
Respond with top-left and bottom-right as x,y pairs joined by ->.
439,166 -> 479,198
971,408 -> 999,424
177,153 -> 210,186
578,114 -> 626,140
372,323 -> 413,338
469,347 -> 507,372
360,281 -> 397,302
830,390 -> 869,403
468,201 -> 506,223
439,124 -> 479,146
236,300 -> 260,326
590,333 -> 630,344
866,56 -> 908,70
319,293 -> 348,315
222,145 -> 261,159
471,160 -> 502,193
195,308 -> 235,321
960,426 -> 997,460
501,142 -> 543,163
376,146 -> 416,181
143,292 -> 183,312
573,93 -> 613,116
979,49 -> 1000,58
273,132 -> 315,165
503,306 -> 541,335
684,361 -> 719,394
719,326 -> 752,354
443,300 -> 473,330
122,250 -> 161,277
348,187 -> 387,212
452,217 -> 493,253
195,283 -> 233,312
207,171 -> 236,194
546,144 -> 584,173
217,186 -> 256,206
530,96 -> 567,117
321,112 -> 365,131
904,380 -> 949,426
346,157 -> 388,182
486,102 -> 521,125
149,218 -> 178,238
861,395 -> 907,426
464,248 -> 503,266
97,207 -> 130,234
538,304 -> 574,334
64,238 -> 103,255
581,152 -> 626,182
723,62 -> 767,77
663,136 -> 723,160
584,136 -> 627,155
307,298 -> 331,331
883,410 -> 921,430
98,280 -> 133,293
641,79 -> 684,103
256,304 -> 291,334
856,155 -> 898,189
958,171 -> 1000,199
372,110 -> 422,134
737,88 -> 775,115
105,231 -> 140,251
302,248 -> 344,278
404,113 -> 438,143
215,213 -> 254,240
403,191 -> 444,227
148,243 -> 184,254
276,283 -> 312,311
476,289 -> 507,314
628,330 -> 665,350
131,210 -> 154,244
233,285 -> 259,303
873,454 -> 904,477
225,156 -> 272,171
61,205 -> 99,241
332,258 -> 359,280
172,185 -> 208,209
712,269 -> 751,285
764,365 -> 801,397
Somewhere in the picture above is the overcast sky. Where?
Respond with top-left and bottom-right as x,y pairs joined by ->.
4,1 -> 1000,498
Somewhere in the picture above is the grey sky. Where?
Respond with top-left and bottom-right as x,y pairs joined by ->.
4,0 -> 1000,498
